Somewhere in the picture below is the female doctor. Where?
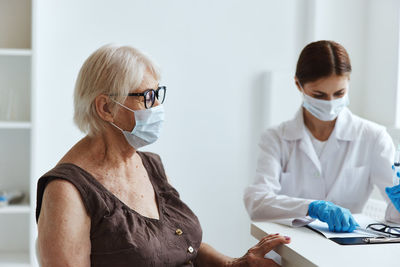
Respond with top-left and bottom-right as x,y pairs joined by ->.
244,40 -> 400,232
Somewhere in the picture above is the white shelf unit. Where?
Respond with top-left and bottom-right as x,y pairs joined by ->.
0,204 -> 30,215
0,49 -> 32,57
0,122 -> 31,129
0,0 -> 33,266
0,253 -> 30,267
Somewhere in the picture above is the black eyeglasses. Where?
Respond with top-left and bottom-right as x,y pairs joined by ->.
128,86 -> 166,109
367,223 -> 400,237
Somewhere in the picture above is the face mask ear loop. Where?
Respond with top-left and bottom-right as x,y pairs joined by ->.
298,82 -> 307,99
110,122 -> 124,132
109,99 -> 137,133
110,98 -> 136,113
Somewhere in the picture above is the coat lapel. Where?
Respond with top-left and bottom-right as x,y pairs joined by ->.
299,134 -> 322,173
284,108 -> 322,173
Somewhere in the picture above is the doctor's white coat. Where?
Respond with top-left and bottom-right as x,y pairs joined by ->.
244,107 -> 400,223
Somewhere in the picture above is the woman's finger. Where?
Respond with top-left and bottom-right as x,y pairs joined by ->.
253,234 -> 280,249
259,233 -> 280,243
258,234 -> 286,248
249,235 -> 290,257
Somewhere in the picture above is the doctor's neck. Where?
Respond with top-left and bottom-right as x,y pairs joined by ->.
303,108 -> 336,142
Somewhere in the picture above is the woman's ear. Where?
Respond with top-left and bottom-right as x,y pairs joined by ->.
95,94 -> 114,122
294,77 -> 303,93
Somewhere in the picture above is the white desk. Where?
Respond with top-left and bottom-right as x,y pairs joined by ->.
251,222 -> 400,267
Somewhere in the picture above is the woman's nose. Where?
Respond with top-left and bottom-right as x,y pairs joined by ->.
153,98 -> 160,107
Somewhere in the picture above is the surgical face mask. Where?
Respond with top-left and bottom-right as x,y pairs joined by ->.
110,101 -> 165,149
301,89 -> 350,121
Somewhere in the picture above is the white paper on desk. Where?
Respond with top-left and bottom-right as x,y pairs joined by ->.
271,217 -> 315,227
307,213 -> 381,238
292,217 -> 315,227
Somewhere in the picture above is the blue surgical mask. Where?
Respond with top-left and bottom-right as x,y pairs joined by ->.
299,83 -> 349,121
110,101 -> 165,149
302,93 -> 349,121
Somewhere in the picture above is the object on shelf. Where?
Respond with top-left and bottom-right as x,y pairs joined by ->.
0,190 -> 25,206
0,196 -> 7,207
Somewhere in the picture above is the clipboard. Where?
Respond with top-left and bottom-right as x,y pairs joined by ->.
330,236 -> 400,245
305,214 -> 400,245
305,225 -> 371,245
305,225 -> 400,245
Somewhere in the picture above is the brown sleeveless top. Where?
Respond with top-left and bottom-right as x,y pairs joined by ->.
36,151 -> 203,267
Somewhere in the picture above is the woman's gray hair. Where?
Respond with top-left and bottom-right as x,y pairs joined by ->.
73,44 -> 161,136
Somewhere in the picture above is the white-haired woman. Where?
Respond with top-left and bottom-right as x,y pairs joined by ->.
36,44 -> 290,267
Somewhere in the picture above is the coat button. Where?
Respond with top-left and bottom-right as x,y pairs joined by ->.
188,246 -> 194,253
314,171 -> 320,178
175,228 -> 183,236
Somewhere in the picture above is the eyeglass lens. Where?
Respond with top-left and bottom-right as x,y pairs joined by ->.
157,87 -> 166,104
144,87 -> 166,109
144,90 -> 155,109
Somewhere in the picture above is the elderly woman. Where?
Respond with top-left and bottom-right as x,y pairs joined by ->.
36,44 -> 290,267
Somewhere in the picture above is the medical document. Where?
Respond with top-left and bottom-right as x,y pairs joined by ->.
307,214 -> 382,238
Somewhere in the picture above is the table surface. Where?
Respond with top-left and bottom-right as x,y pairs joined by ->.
251,221 -> 400,267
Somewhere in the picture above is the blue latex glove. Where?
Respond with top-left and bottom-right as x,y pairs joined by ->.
386,185 -> 400,213
308,201 -> 359,232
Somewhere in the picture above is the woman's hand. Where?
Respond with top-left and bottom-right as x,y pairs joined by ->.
227,234 -> 290,267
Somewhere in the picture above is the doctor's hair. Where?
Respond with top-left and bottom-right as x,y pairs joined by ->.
295,40 -> 351,86
73,44 -> 161,136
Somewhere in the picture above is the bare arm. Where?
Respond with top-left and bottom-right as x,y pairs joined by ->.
194,234 -> 290,267
194,243 -> 232,266
38,180 -> 91,267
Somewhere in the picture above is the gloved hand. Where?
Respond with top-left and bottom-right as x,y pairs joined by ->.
308,200 -> 359,232
386,185 -> 400,213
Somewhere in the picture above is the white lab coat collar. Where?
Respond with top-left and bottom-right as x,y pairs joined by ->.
282,107 -> 357,142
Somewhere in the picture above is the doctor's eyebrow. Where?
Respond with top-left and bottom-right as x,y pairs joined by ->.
312,89 -> 346,95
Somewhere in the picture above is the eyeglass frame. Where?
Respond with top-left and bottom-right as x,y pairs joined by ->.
366,223 -> 400,237
127,86 -> 166,109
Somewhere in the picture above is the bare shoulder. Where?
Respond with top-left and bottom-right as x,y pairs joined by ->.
39,179 -> 90,227
44,179 -> 87,210
38,179 -> 91,267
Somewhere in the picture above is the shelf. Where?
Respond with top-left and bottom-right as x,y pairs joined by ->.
0,0 -> 33,265
0,204 -> 30,215
0,252 -> 30,267
0,0 -> 31,50
0,122 -> 31,129
0,49 -> 31,57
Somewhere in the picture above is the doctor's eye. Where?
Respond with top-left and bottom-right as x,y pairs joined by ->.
334,91 -> 345,97
312,94 -> 325,99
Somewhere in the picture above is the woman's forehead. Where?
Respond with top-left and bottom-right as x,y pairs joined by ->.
305,75 -> 349,91
133,72 -> 158,92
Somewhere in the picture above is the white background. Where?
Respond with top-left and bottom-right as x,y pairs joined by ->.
31,0 -> 400,257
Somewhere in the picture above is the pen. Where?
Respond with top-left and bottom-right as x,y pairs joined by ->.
363,236 -> 400,243
356,227 -> 392,237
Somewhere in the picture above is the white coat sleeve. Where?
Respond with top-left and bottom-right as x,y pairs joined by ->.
370,128 -> 400,223
243,129 -> 314,222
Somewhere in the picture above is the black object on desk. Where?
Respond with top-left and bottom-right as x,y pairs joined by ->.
306,225 -> 400,245
330,236 -> 400,245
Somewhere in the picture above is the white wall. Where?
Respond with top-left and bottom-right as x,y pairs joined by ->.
32,0 -> 301,256
364,0 -> 400,127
